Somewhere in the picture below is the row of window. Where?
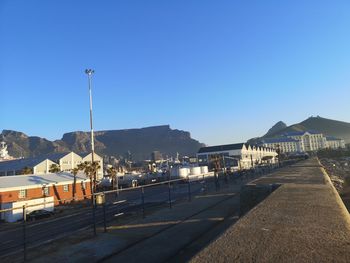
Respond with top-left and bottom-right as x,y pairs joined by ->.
18,183 -> 82,198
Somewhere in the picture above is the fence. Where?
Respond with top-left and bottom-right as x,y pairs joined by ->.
0,161 -> 296,262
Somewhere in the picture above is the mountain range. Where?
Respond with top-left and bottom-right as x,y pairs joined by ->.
0,125 -> 205,161
249,116 -> 350,144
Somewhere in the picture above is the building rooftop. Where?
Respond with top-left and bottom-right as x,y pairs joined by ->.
283,130 -> 321,136
198,143 -> 246,154
326,136 -> 342,141
0,156 -> 50,172
262,137 -> 299,143
0,172 -> 88,191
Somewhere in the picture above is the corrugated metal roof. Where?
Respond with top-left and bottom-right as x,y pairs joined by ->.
0,172 -> 88,190
0,156 -> 49,171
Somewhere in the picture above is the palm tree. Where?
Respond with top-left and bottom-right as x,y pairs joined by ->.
78,161 -> 100,194
71,167 -> 79,201
49,163 -> 60,173
21,166 -> 33,175
107,166 -> 117,190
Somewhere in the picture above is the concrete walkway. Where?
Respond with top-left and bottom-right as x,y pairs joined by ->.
28,183 -> 242,263
192,158 -> 350,263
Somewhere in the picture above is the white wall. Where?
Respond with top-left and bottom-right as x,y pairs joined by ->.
1,196 -> 54,223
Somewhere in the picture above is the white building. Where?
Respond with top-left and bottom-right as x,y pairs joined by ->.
0,142 -> 16,162
326,136 -> 346,149
262,131 -> 346,153
197,143 -> 277,170
262,137 -> 302,153
0,151 -> 104,179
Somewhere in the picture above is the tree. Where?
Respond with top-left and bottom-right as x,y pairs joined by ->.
107,166 -> 117,190
71,167 -> 79,201
49,163 -> 61,173
21,166 -> 33,175
77,161 -> 101,194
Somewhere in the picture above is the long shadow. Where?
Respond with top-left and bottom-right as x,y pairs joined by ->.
52,185 -> 62,205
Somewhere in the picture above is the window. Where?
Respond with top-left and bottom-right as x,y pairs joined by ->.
63,184 -> 69,192
19,189 -> 27,198
43,186 -> 49,196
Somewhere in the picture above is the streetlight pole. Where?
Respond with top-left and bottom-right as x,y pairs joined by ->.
85,69 -> 96,193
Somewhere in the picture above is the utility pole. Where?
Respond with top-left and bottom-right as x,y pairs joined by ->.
85,69 -> 96,193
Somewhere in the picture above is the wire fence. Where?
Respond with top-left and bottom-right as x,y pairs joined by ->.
0,160 -> 299,262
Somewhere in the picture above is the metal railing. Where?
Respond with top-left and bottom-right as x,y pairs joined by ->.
0,161 -> 296,262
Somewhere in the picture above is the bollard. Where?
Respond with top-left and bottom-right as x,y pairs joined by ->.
168,181 -> 172,209
103,203 -> 107,233
141,187 -> 145,218
22,205 -> 27,262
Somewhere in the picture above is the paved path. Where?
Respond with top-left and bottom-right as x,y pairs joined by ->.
29,185 -> 241,263
192,158 -> 350,263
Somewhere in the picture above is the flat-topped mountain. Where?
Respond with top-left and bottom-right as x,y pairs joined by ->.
0,125 -> 205,161
250,116 -> 350,144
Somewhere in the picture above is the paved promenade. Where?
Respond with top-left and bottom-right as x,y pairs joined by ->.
27,182 -> 242,263
192,158 -> 350,263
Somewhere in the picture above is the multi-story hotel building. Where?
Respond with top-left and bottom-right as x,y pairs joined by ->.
262,131 -> 345,153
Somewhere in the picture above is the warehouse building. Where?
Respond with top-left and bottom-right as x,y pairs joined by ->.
0,151 -> 104,179
197,143 -> 277,170
0,172 -> 91,222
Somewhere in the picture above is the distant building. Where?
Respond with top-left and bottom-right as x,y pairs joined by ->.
285,131 -> 327,151
326,136 -> 346,149
197,143 -> 277,170
82,152 -> 104,179
0,157 -> 56,176
0,172 -> 91,222
0,142 -> 16,162
151,151 -> 163,162
262,131 -> 346,153
0,151 -> 104,179
261,137 -> 302,153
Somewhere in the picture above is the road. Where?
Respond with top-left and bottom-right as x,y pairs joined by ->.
0,178 -> 216,258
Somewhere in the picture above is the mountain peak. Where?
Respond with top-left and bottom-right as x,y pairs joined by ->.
264,121 -> 287,137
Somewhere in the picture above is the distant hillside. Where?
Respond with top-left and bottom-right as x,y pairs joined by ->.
0,125 -> 204,161
250,116 -> 350,144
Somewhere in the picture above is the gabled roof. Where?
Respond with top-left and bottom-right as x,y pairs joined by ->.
198,143 -> 245,154
37,152 -> 71,162
0,156 -> 51,172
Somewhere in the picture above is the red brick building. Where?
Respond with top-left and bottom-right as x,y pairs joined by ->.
0,172 -> 91,206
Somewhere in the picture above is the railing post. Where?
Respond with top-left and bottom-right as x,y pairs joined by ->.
168,181 -> 172,209
215,171 -> 219,191
92,194 -> 97,236
103,202 -> 107,233
22,205 -> 27,262
188,177 -> 191,202
141,187 -> 145,218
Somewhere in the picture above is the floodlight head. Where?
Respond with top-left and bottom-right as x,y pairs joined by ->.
85,69 -> 94,75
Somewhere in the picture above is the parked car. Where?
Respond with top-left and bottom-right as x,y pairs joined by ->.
26,210 -> 54,221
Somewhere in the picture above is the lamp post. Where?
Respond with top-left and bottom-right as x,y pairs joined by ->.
85,69 -> 96,194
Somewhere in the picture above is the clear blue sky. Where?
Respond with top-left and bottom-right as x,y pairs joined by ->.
1,1 -> 350,146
